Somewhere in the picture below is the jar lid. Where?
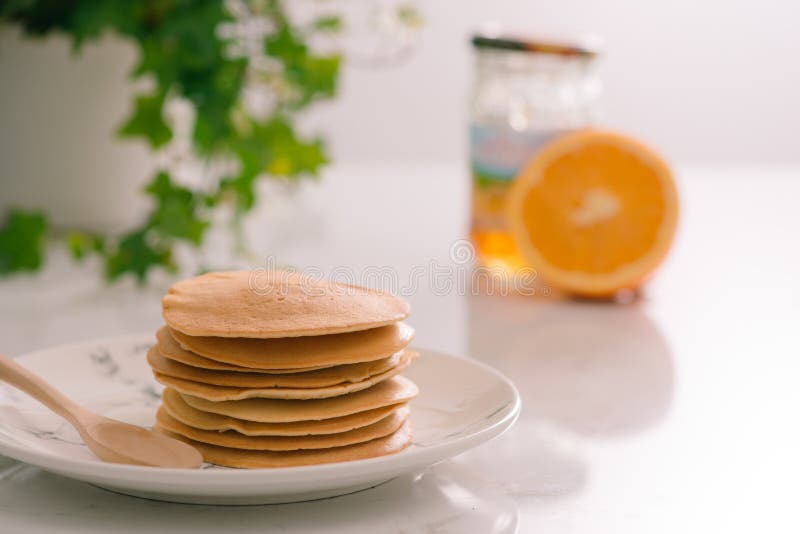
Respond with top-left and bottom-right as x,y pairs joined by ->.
471,34 -> 599,57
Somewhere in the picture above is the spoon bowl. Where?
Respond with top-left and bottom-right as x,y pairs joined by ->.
84,416 -> 203,468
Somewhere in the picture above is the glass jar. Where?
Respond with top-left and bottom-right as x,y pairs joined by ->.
469,34 -> 602,272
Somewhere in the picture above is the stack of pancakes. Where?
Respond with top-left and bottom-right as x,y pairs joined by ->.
148,270 -> 418,468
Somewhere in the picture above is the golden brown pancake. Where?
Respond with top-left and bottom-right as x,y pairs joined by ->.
180,376 -> 419,423
147,346 -> 402,388
154,328 -> 327,373
162,388 -> 404,436
162,270 -> 410,338
155,405 -> 409,450
163,322 -> 414,370
152,351 -> 416,401
158,421 -> 413,468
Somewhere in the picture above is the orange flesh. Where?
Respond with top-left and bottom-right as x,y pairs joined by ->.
521,144 -> 667,274
507,129 -> 678,295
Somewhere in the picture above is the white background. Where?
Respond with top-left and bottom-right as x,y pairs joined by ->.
313,0 -> 800,166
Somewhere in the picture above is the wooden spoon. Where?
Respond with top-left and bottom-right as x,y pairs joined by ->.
0,353 -> 203,468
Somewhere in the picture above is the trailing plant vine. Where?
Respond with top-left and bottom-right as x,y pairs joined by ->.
0,0 -> 420,282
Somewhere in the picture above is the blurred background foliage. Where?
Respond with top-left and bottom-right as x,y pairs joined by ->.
0,0 -> 418,282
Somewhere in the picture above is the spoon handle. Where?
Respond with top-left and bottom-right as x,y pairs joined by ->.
0,354 -> 86,428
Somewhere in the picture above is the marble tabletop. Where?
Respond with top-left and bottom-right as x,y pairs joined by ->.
1,164 -> 799,533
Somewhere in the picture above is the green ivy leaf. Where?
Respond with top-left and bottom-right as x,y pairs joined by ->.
265,21 -> 340,106
244,118 -> 328,174
260,119 -> 328,176
118,91 -> 172,148
130,2 -> 232,79
184,54 -> 248,153
220,117 -> 328,211
104,229 -> 172,283
1,0 -> 77,36
264,23 -> 307,63
67,1 -> 139,50
145,171 -> 209,245
66,230 -> 104,261
289,55 -> 340,105
312,15 -> 342,33
0,209 -> 48,275
0,1 -> 32,16
220,172 -> 258,212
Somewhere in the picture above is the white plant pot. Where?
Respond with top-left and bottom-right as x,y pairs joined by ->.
0,26 -> 156,231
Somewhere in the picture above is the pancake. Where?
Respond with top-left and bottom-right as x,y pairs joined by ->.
180,376 -> 419,423
155,405 -> 409,450
158,421 -> 413,468
162,388 -> 404,436
164,322 -> 414,370
154,328 -> 327,373
147,346 -> 402,388
162,270 -> 410,338
152,351 -> 416,401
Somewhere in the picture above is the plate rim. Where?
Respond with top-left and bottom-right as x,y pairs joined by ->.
0,336 -> 521,487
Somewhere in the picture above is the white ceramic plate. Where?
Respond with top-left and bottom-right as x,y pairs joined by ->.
0,336 -> 520,504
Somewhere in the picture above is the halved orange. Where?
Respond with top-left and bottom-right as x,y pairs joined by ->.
506,129 -> 679,297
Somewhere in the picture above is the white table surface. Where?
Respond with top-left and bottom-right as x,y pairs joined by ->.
1,164 -> 799,533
